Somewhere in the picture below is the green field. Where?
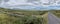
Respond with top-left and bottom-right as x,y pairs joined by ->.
0,8 -> 48,24
50,10 -> 60,18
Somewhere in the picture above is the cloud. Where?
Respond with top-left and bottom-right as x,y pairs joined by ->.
5,0 -> 40,6
0,0 -> 60,10
6,0 -> 26,5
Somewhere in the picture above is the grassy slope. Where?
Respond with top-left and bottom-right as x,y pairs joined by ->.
50,10 -> 60,18
0,8 -> 48,24
42,13 -> 48,24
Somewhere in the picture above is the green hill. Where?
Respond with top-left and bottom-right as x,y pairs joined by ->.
50,10 -> 60,18
0,8 -> 48,24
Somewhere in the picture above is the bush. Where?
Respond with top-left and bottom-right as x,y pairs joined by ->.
0,15 -> 43,24
0,8 -> 46,24
12,16 -> 43,24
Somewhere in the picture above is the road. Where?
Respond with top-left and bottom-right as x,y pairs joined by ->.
48,12 -> 60,24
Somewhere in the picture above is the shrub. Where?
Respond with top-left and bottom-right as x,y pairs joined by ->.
12,16 -> 43,24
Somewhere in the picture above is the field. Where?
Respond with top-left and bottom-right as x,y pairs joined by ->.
0,8 -> 48,24
50,10 -> 60,18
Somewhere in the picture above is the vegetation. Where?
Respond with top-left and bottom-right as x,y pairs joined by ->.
0,8 -> 48,24
50,10 -> 60,18
43,13 -> 48,24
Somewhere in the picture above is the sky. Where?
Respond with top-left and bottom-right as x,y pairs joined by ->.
0,0 -> 60,10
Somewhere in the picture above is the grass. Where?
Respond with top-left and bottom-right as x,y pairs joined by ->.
42,13 -> 48,24
50,10 -> 60,18
0,8 -> 48,24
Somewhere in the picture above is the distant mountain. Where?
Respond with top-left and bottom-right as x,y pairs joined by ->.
0,5 -> 60,11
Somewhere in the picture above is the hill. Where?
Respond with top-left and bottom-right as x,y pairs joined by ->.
50,10 -> 60,18
0,8 -> 48,24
